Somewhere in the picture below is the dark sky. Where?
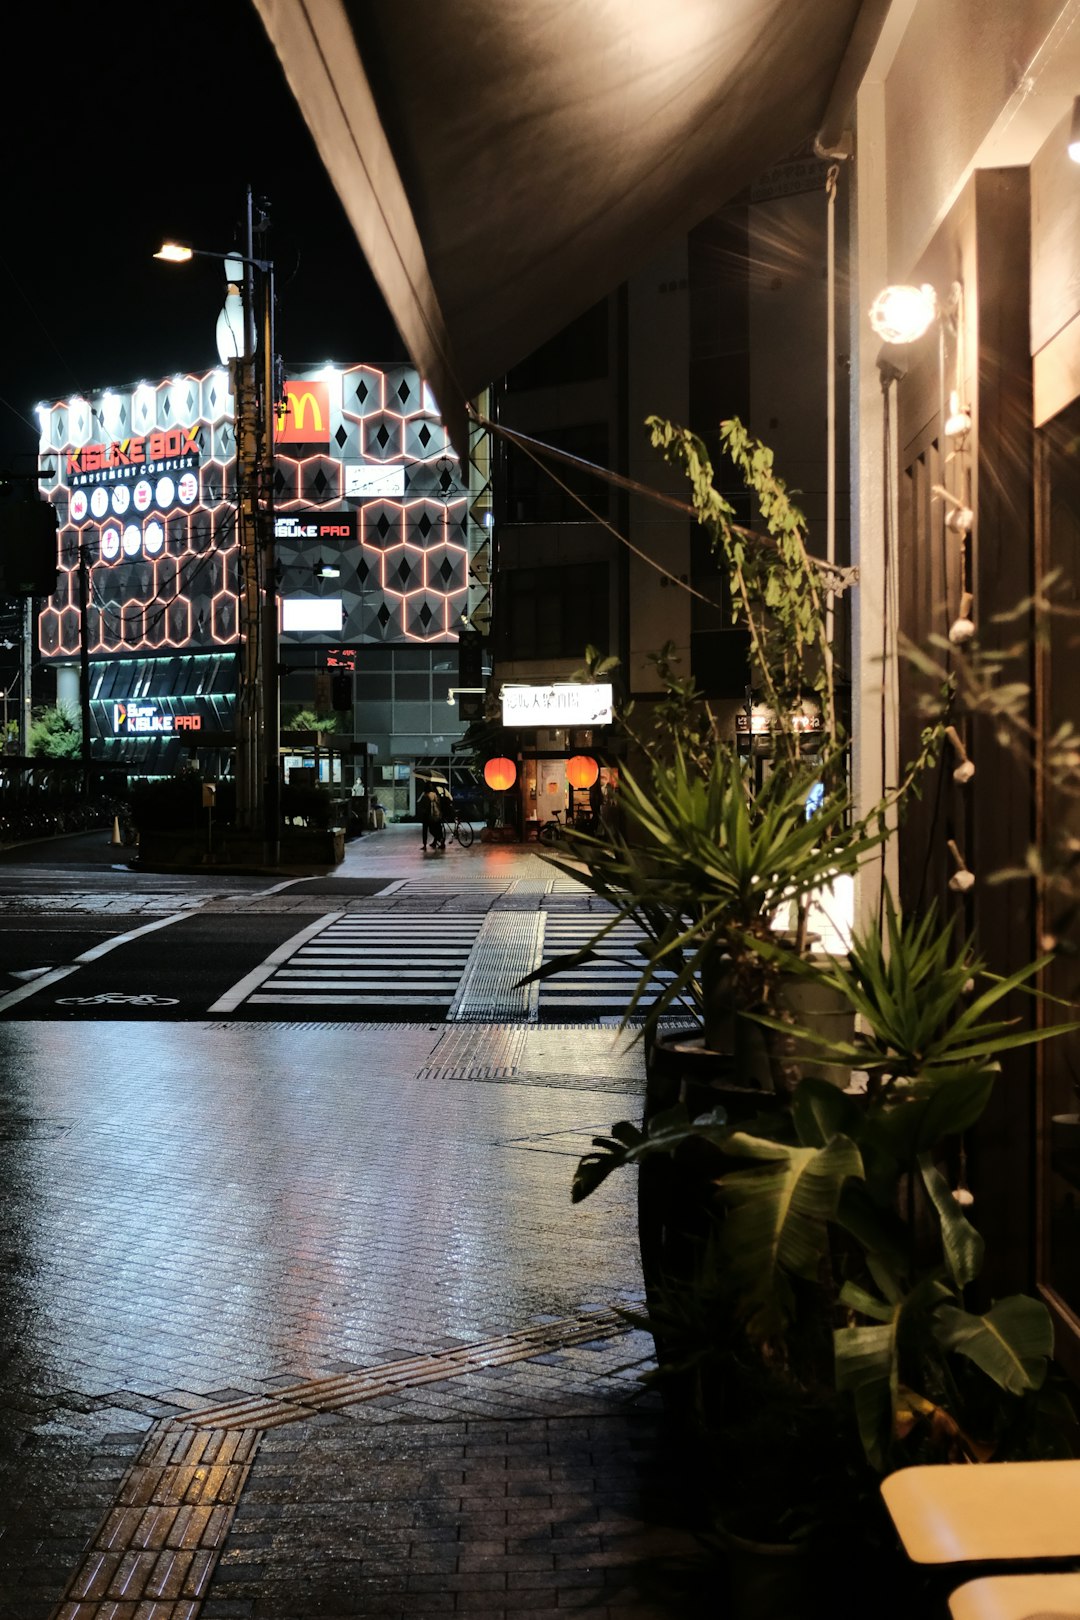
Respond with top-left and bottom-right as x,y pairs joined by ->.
1,1 -> 403,472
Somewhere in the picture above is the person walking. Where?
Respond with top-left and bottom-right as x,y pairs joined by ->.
419,783 -> 444,850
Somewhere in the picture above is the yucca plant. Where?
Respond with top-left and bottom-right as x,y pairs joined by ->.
534,739 -> 883,1062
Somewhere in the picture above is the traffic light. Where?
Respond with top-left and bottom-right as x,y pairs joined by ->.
313,672 -> 332,712
332,672 -> 352,711
0,494 -> 58,597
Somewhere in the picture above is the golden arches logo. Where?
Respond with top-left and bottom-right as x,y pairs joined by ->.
275,381 -> 330,443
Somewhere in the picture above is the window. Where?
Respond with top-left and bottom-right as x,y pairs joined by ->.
498,563 -> 609,660
503,423 -> 609,523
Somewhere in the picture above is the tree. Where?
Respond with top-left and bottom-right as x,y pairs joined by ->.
28,704 -> 81,759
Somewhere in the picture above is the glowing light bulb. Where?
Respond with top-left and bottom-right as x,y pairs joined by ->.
868,284 -> 937,344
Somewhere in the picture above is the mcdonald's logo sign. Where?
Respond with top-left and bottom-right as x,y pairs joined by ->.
275,380 -> 330,444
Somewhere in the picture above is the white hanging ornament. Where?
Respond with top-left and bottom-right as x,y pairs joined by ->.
947,839 -> 975,892
948,591 -> 975,645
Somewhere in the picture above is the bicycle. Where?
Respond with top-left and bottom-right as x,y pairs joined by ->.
538,809 -> 567,845
444,814 -> 475,848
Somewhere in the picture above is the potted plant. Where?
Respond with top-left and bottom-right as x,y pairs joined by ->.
528,418 -> 935,1114
572,894 -> 1076,1590
525,419 -> 1078,1600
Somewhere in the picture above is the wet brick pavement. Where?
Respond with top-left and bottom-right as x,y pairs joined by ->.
0,1000 -> 704,1617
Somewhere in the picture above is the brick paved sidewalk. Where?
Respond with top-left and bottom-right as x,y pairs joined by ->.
0,1019 -> 714,1619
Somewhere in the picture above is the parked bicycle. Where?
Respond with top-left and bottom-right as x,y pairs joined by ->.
538,807 -> 598,845
444,814 -> 475,848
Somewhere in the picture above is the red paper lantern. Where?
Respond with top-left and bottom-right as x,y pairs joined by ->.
484,757 -> 517,792
566,755 -> 599,790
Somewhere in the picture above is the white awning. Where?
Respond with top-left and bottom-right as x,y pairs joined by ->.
253,0 -> 890,455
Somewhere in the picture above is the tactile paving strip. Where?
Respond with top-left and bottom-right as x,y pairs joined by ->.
448,911 -> 545,1021
50,1424 -> 260,1619
181,1307 -> 626,1431
48,1306 -> 630,1619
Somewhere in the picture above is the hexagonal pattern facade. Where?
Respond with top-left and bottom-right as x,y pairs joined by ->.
38,362 -> 477,661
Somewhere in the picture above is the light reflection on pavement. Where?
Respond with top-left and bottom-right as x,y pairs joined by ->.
0,1019 -> 642,1401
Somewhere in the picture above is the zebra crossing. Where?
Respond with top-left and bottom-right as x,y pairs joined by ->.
533,914 -> 677,1022
211,905 -> 681,1023
209,912 -> 485,1016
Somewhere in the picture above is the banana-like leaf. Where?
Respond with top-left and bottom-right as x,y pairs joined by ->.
719,1133 -> 863,1330
862,1070 -> 995,1169
834,1318 -> 898,1473
934,1295 -> 1053,1395
571,1103 -> 729,1203
791,1077 -> 865,1148
839,1280 -> 894,1322
918,1153 -> 984,1288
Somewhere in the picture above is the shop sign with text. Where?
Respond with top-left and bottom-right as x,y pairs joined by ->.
112,702 -> 202,735
67,427 -> 201,493
274,511 -> 355,542
501,683 -> 613,727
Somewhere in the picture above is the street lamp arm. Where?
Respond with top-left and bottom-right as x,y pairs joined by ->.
154,240 -> 273,274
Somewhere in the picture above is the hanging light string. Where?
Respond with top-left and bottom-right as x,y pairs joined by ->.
468,410 -> 858,601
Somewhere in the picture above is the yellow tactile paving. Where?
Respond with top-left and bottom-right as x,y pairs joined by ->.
50,1307 -> 630,1618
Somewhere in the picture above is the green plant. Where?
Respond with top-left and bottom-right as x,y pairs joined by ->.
28,703 -> 81,759
540,418 -> 1077,1547
536,742 -> 881,1055
282,706 -> 338,734
574,893 -> 1078,1496
526,418 -> 938,1061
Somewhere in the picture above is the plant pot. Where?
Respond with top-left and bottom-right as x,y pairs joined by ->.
776,966 -> 856,1089
638,1031 -> 785,1421
713,1520 -> 812,1620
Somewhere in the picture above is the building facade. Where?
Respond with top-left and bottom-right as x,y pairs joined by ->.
35,361 -> 490,812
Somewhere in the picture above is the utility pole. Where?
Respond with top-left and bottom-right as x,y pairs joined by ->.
77,538 -> 92,796
233,187 -> 262,833
20,598 -> 32,756
254,199 -> 280,864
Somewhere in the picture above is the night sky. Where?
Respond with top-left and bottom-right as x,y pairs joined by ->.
1,1 -> 403,474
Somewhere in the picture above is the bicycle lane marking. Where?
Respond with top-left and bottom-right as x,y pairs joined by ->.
0,910 -> 196,1015
207,912 -> 345,1013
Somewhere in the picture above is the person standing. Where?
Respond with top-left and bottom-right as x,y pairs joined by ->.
419,783 -> 444,850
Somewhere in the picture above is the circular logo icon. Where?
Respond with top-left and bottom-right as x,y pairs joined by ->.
133,480 -> 152,512
69,490 -> 88,524
90,488 -> 109,519
111,484 -> 130,515
122,524 -> 142,558
178,471 -> 198,506
100,526 -> 121,562
143,520 -> 165,556
155,475 -> 175,509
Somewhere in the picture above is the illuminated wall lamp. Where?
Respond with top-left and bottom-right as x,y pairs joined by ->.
1069,96 -> 1080,163
868,283 -> 938,344
313,559 -> 341,580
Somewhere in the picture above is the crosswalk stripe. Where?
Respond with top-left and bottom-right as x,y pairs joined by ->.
213,913 -> 485,1016
535,916 -> 674,1020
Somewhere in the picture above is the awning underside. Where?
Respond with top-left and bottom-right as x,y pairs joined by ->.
254,0 -> 889,453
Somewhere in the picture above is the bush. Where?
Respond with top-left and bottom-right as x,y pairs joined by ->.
28,705 -> 81,759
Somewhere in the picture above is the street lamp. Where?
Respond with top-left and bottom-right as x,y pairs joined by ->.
154,193 -> 281,859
